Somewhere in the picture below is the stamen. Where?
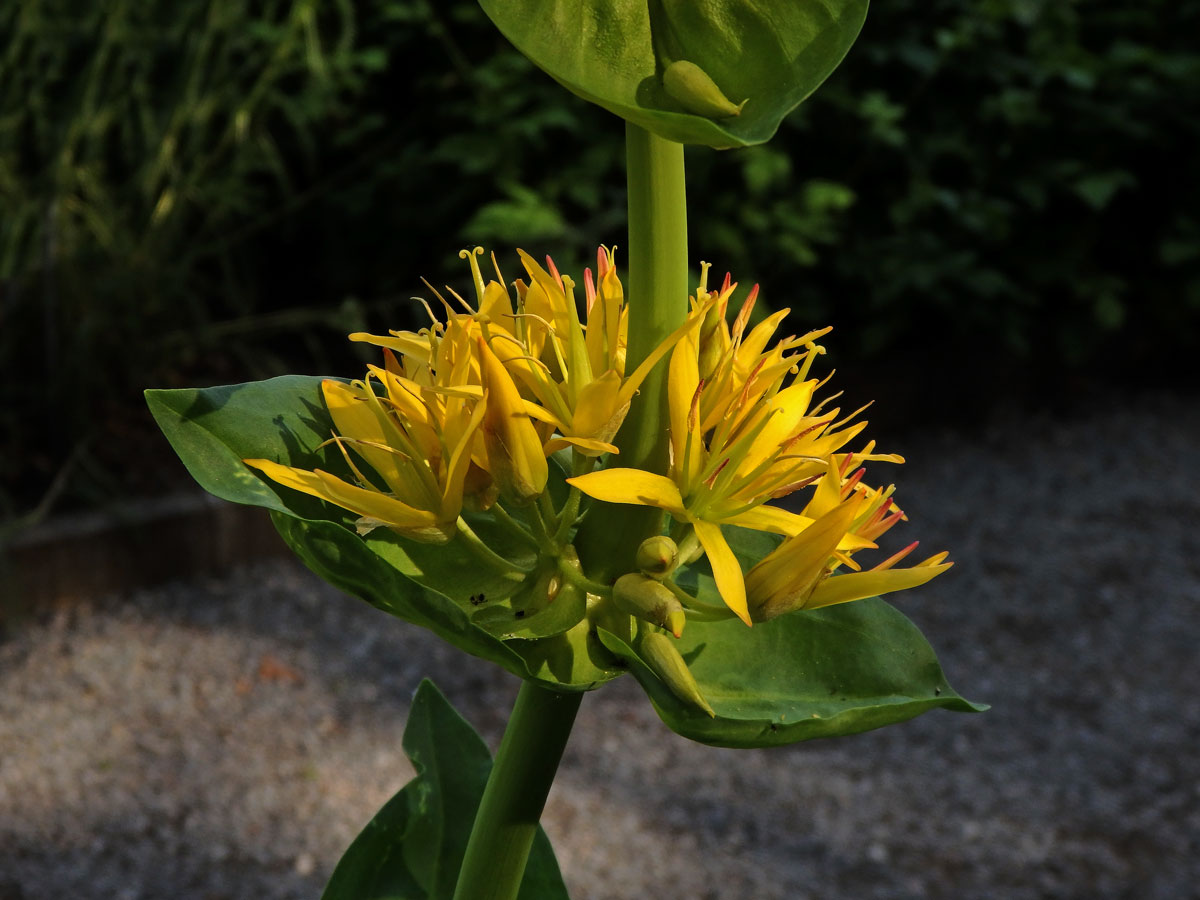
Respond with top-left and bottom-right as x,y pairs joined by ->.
584,268 -> 596,316
767,473 -> 821,499
831,401 -> 872,431
871,540 -> 920,571
731,284 -> 759,344
444,285 -> 476,315
322,433 -> 374,487
703,456 -> 730,489
546,254 -> 563,289
409,294 -> 441,326
419,278 -> 457,320
683,385 -> 702,441
841,467 -> 867,497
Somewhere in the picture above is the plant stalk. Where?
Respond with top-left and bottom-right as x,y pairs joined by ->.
451,681 -> 583,900
575,122 -> 689,578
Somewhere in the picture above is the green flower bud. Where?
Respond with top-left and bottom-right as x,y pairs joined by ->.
662,61 -> 747,120
639,632 -> 715,718
635,535 -> 678,579
613,573 -> 686,637
696,304 -> 726,382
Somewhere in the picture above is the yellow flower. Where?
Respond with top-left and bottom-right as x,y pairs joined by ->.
244,372 -> 485,543
746,459 -> 953,621
349,247 -> 699,458
570,276 -> 887,624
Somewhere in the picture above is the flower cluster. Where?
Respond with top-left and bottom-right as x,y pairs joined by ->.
245,247 -> 691,537
568,264 -> 951,625
245,248 -> 949,658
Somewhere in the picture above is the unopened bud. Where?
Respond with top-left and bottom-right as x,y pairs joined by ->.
663,60 -> 747,120
639,632 -> 715,717
635,535 -> 678,579
696,305 -> 726,382
613,573 -> 686,637
477,337 -> 548,505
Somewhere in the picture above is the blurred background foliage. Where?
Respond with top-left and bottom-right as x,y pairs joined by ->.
2,0 -> 1198,522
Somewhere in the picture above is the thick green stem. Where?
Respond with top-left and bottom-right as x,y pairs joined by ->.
452,682 -> 583,900
576,122 -> 689,579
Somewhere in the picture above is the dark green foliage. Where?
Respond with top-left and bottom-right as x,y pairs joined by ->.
4,0 -> 1199,517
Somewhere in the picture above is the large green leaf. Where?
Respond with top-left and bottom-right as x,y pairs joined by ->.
145,377 -> 623,691
477,0 -> 869,148
600,526 -> 985,748
322,680 -> 570,900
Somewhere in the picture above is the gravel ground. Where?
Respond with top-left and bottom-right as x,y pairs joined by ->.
2,391 -> 1199,899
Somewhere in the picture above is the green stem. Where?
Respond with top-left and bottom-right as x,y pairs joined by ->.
457,517 -> 534,577
557,557 -> 612,597
552,484 -> 583,544
452,682 -> 583,900
575,122 -> 689,578
490,502 -> 541,550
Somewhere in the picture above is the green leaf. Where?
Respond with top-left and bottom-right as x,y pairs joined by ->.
145,377 -> 623,691
601,526 -> 985,748
477,0 -> 869,148
322,680 -> 570,900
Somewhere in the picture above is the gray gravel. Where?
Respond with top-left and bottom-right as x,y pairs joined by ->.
3,391 -> 1199,899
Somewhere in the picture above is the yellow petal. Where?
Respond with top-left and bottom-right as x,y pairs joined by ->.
667,330 -> 704,491
322,379 -> 415,493
566,468 -> 687,517
544,435 -> 620,456
478,337 -> 548,504
693,519 -> 750,626
572,371 -> 628,444
723,504 -> 815,536
439,395 -> 488,517
244,460 -> 444,535
616,302 -> 708,409
745,496 -> 863,621
348,331 -> 430,361
803,560 -> 953,610
731,380 -> 816,480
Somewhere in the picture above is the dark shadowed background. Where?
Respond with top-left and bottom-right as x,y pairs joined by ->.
2,0 -> 1198,523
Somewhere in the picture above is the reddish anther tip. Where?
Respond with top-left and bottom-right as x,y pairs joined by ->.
583,268 -> 596,315
872,540 -> 921,571
841,467 -> 867,497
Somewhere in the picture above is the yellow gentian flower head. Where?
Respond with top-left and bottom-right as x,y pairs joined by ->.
570,268 -> 940,626
746,457 -> 953,621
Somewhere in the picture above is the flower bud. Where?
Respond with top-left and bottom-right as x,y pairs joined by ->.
613,573 -> 686,637
639,632 -> 715,717
635,535 -> 678,579
662,60 -> 747,119
477,337 -> 548,505
696,303 -> 727,382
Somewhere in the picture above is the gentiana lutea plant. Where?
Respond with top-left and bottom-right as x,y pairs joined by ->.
147,2 -> 983,897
